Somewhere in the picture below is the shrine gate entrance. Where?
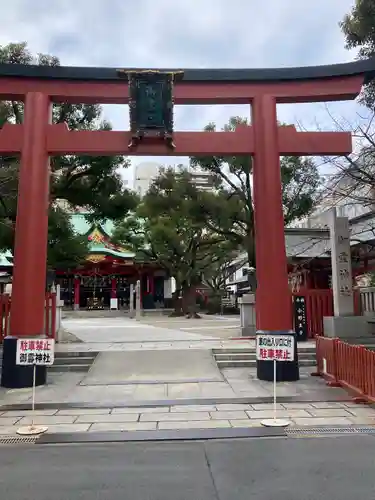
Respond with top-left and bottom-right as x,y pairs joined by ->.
0,59 -> 374,387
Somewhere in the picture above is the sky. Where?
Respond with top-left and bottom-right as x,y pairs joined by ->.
0,0 -> 367,185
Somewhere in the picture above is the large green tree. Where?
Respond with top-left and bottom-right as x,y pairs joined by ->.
113,168 -> 239,317
340,0 -> 375,109
323,3 -> 375,217
190,116 -> 321,267
0,161 -> 89,269
0,42 -> 136,269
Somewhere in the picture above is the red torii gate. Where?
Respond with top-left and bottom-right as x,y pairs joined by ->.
0,59 -> 374,386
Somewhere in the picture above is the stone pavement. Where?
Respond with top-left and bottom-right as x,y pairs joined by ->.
61,315 -> 242,345
1,365 -> 375,436
81,350 -> 223,385
1,315 -> 372,436
58,315 -> 316,353
0,400 -> 374,435
0,367 -> 336,406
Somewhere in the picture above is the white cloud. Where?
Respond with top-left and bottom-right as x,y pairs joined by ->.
0,0 -> 365,184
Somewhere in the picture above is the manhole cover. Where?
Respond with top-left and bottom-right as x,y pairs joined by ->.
0,435 -> 39,445
286,426 -> 375,436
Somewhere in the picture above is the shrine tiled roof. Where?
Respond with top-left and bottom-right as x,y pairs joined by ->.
70,213 -> 115,237
0,214 -> 134,268
70,213 -> 135,260
0,250 -> 13,267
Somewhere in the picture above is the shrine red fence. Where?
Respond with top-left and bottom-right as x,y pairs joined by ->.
291,289 -> 364,338
0,292 -> 56,342
292,289 -> 333,338
315,336 -> 375,403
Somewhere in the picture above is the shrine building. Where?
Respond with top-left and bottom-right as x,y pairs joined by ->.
0,213 -> 172,310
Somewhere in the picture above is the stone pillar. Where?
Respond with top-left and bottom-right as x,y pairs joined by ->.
135,280 -> 141,320
252,95 -> 298,381
239,293 -> 256,337
327,209 -> 353,316
2,92 -> 51,388
129,284 -> 135,318
164,278 -> 172,298
73,278 -> 80,311
55,284 -> 63,342
323,208 -> 369,339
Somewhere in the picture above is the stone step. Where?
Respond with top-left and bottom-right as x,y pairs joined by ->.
54,356 -> 95,365
214,352 -> 315,361
55,351 -> 98,359
211,347 -> 316,355
214,353 -> 255,361
52,351 -> 96,372
49,364 -> 92,373
0,350 -> 95,374
216,359 -> 316,369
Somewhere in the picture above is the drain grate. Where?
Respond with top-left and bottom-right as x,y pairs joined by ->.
286,426 -> 375,436
0,435 -> 39,445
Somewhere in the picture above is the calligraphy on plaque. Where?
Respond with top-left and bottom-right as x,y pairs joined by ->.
293,296 -> 308,341
335,227 -> 352,297
118,69 -> 184,149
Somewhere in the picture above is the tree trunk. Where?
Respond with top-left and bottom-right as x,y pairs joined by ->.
182,284 -> 200,318
170,286 -> 184,317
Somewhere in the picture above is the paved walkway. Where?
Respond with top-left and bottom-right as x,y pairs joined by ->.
0,367 -> 332,406
59,316 -> 246,353
2,315 -> 370,437
81,350 -> 223,385
61,315 -> 243,345
59,316 -> 316,352
0,401 -> 374,435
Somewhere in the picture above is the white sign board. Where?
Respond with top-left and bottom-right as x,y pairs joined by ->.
256,334 -> 295,362
16,339 -> 55,366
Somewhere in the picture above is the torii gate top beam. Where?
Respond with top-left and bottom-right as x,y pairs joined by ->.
0,58 -> 373,104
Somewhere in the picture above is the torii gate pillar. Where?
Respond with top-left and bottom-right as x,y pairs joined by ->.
252,95 -> 299,382
1,92 -> 50,389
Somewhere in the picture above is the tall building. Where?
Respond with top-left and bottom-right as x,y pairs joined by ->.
291,168 -> 375,230
133,161 -> 215,196
133,161 -> 162,197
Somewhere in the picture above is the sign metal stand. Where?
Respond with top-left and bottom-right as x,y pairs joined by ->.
15,338 -> 55,436
260,359 -> 291,428
17,364 -> 48,436
256,332 -> 295,428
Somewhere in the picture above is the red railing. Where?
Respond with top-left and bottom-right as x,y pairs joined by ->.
0,292 -> 56,342
315,336 -> 375,403
315,336 -> 339,383
292,289 -> 333,338
291,289 -> 373,338
0,294 -> 11,340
